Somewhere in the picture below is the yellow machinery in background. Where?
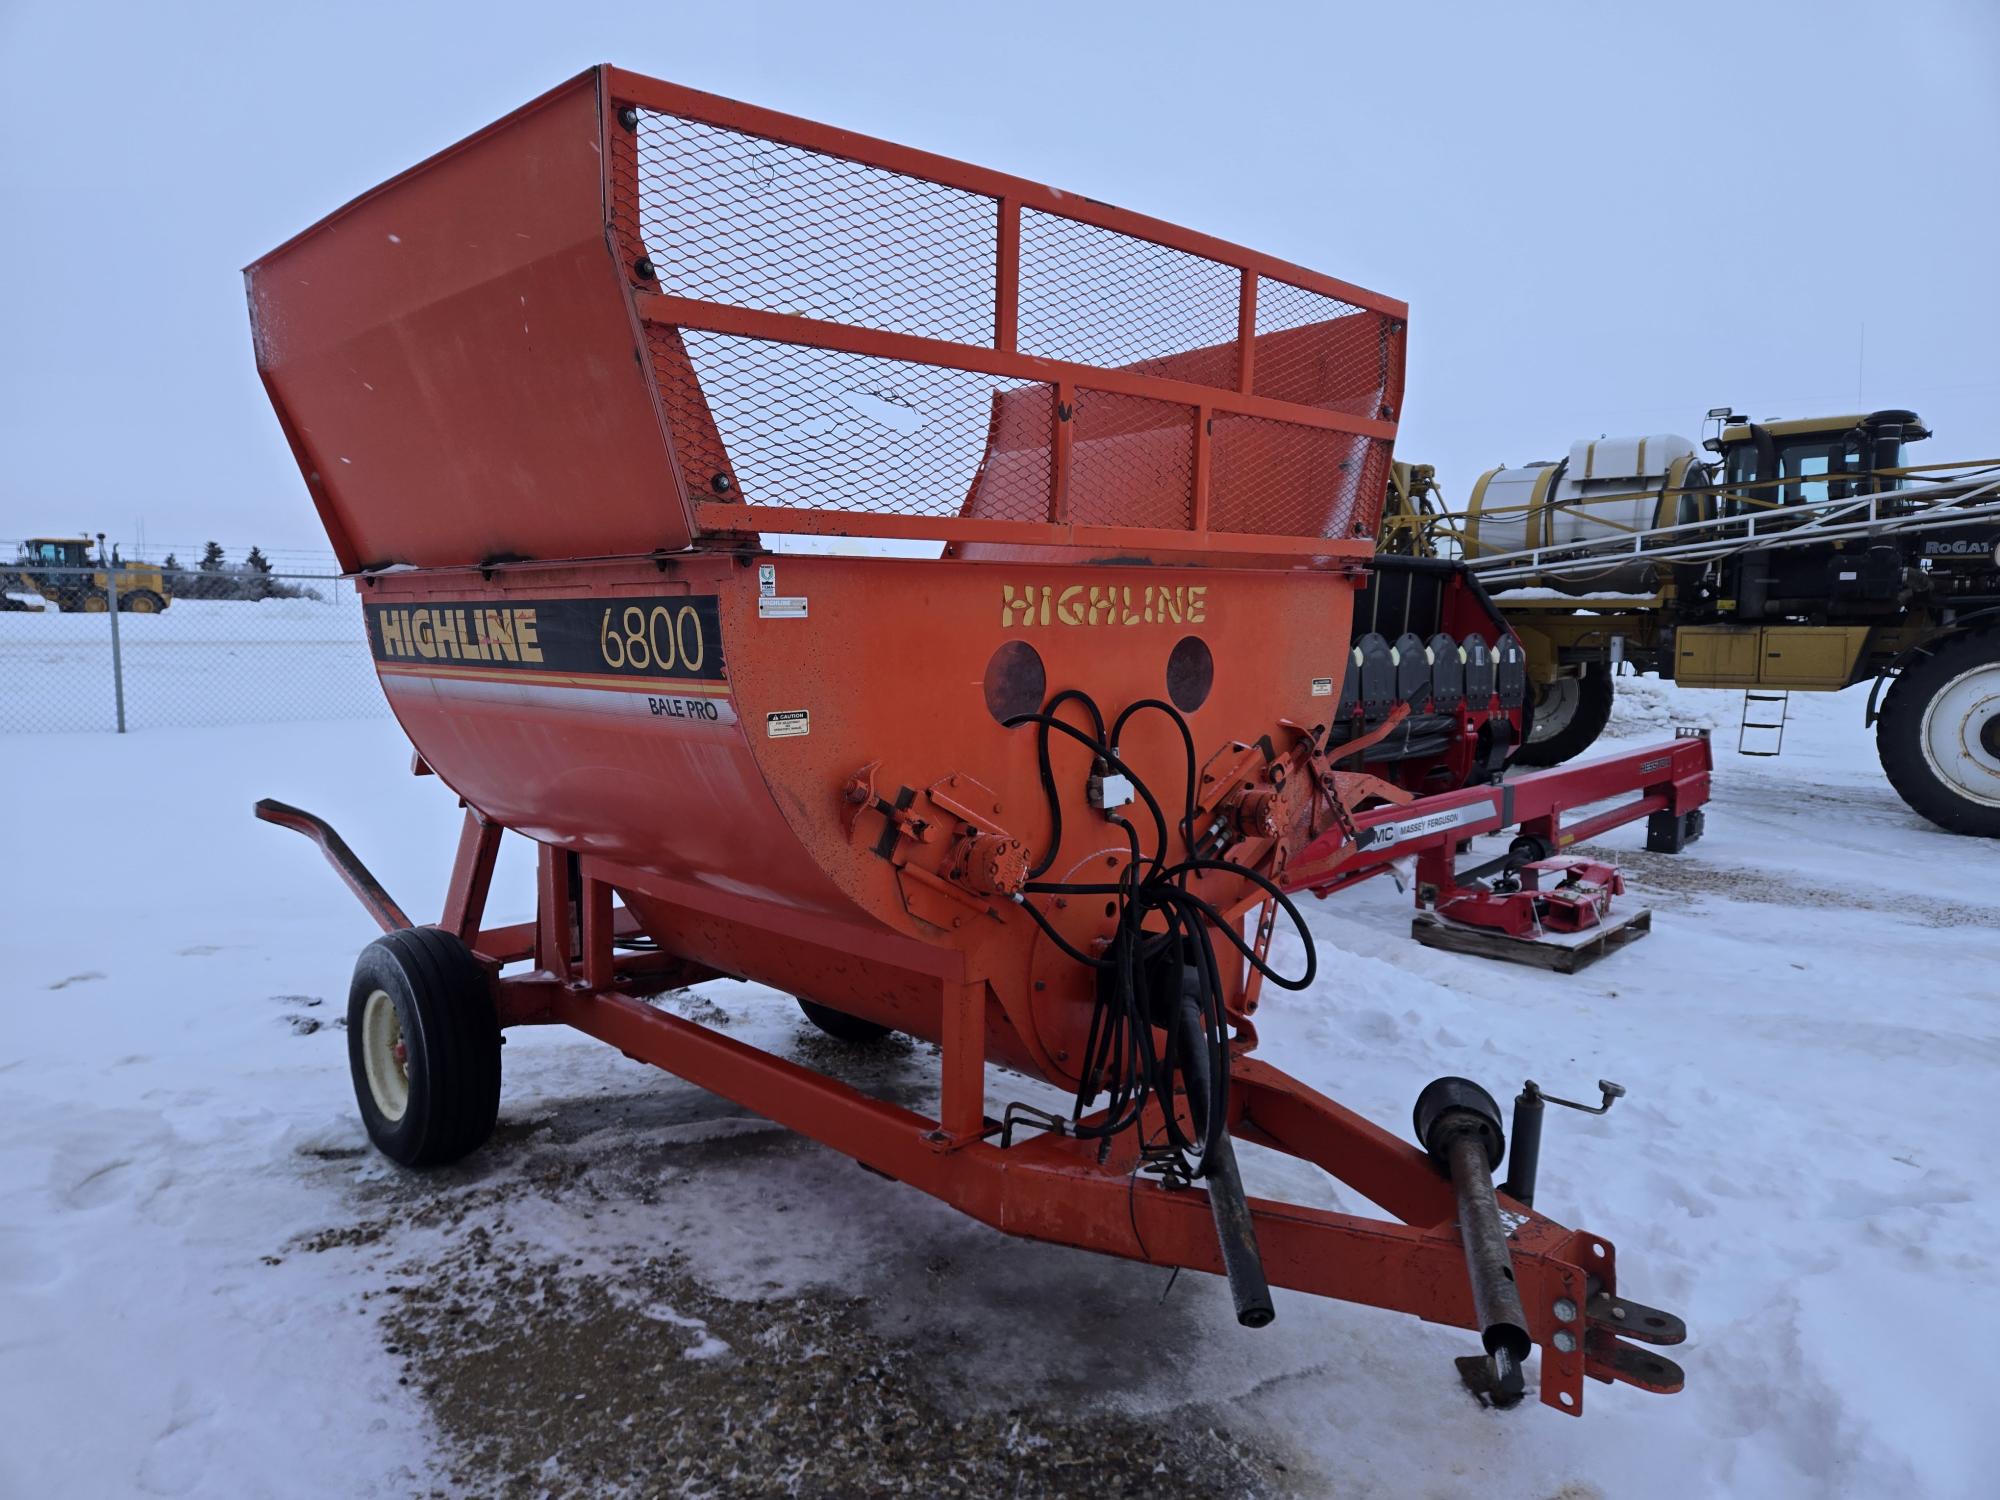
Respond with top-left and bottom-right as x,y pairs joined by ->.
1380,411 -> 2000,837
6,535 -> 172,614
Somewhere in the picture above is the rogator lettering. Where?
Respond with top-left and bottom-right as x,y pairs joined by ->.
368,596 -> 726,682
1000,583 -> 1209,629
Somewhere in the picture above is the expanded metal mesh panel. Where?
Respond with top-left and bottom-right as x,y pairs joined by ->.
1253,278 -> 1399,419
1255,278 -> 1361,337
612,87 -> 1402,545
1017,210 -> 1240,377
625,111 -> 997,344
1209,416 -> 1378,539
1068,390 -> 1195,532
660,331 -> 1053,521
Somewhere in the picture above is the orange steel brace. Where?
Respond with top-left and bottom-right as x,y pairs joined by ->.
1051,380 -> 1075,526
533,845 -> 576,981
936,978 -> 988,1144
1192,405 -> 1214,534
580,877 -> 617,991
1236,270 -> 1258,394
699,505 -> 1376,561
441,808 -> 502,943
995,197 -> 1020,353
634,296 -> 1399,447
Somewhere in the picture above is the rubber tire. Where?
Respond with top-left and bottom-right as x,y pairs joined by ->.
1513,664 -> 1615,768
796,997 -> 892,1044
120,591 -> 164,614
347,927 -> 502,1166
1876,630 -> 2000,839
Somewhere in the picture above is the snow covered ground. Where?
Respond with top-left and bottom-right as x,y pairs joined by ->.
0,594 -> 384,733
2,678 -> 1996,1496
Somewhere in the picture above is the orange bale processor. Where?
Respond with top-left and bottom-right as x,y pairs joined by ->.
249,66 -> 1701,1414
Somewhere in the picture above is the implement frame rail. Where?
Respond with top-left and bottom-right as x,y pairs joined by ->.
255,794 -> 1689,1416
1284,733 -> 1713,908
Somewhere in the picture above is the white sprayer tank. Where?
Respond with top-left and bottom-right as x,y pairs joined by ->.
1465,434 -> 1709,594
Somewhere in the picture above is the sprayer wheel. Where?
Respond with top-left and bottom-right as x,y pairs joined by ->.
1877,630 -> 2000,838
796,998 -> 892,1043
347,926 -> 502,1166
1514,664 -> 1614,768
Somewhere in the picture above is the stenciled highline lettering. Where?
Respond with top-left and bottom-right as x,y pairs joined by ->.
376,605 -> 544,663
1001,583 -> 1210,629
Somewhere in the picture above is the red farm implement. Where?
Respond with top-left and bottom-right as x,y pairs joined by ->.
249,65 -> 1704,1416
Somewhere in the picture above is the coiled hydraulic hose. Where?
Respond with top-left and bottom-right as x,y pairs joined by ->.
1004,691 -> 1317,1179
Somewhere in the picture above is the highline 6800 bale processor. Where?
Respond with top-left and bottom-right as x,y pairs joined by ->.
249,66 -> 1705,1414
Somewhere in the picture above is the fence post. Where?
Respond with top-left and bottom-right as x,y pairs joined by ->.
106,564 -> 127,733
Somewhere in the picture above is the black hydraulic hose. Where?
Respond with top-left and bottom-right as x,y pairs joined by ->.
1020,689 -> 1105,881
1002,689 -> 1319,1178
1004,709 -> 1171,881
1110,697 -> 1200,864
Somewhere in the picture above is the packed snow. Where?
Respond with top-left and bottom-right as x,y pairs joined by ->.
1,676 -> 1995,1496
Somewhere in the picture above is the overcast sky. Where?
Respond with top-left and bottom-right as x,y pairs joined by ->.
2,0 -> 1995,559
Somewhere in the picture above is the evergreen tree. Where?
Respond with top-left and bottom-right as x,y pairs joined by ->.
243,545 -> 274,600
189,541 -> 227,599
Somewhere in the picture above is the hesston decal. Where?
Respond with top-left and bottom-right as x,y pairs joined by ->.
366,596 -> 727,683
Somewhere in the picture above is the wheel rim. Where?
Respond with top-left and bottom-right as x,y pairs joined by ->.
1919,661 -> 2000,809
129,595 -> 157,613
1529,677 -> 1580,743
361,988 -> 411,1121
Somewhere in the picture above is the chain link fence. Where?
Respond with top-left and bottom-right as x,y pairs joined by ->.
1,561 -> 387,734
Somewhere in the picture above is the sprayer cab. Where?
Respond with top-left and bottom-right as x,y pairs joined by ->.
1706,408 -> 1932,514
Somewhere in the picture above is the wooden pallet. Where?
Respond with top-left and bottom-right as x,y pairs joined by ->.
1411,906 -> 1652,974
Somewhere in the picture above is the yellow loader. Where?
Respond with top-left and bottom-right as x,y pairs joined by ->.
6,535 -> 172,613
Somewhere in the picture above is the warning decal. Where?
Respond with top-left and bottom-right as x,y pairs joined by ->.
767,709 -> 811,738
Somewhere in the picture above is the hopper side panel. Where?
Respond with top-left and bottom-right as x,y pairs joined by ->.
245,71 -> 692,570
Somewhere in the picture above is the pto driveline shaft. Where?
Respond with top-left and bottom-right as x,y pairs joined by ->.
1175,993 -> 1274,1328
1445,1128 -> 1533,1398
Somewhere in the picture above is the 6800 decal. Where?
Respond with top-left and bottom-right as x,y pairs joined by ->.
597,603 -> 709,675
370,595 -> 725,683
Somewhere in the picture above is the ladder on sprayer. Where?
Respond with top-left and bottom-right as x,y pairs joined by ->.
1737,690 -> 1790,757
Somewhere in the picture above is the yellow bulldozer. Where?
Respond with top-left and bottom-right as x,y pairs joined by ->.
1381,410 -> 2000,837
4,534 -> 173,613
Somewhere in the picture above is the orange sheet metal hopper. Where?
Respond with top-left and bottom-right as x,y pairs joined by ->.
249,66 -> 1687,1416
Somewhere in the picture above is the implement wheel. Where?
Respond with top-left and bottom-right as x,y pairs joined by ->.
121,590 -> 165,614
1514,664 -> 1615,768
347,927 -> 502,1166
796,997 -> 891,1043
1877,630 -> 2000,838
